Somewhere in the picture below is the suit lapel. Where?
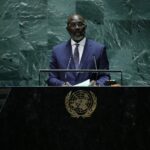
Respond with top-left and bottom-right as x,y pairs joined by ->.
75,39 -> 92,78
65,40 -> 77,78
65,40 -> 75,69
79,39 -> 92,69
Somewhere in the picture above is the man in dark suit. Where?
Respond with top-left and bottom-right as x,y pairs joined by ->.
47,14 -> 110,86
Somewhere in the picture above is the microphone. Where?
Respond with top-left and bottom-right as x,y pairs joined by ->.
65,56 -> 72,82
93,55 -> 98,81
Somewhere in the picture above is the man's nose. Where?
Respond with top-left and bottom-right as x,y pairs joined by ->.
75,24 -> 80,29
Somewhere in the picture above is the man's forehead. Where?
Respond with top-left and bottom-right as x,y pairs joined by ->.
68,15 -> 84,23
72,15 -> 82,20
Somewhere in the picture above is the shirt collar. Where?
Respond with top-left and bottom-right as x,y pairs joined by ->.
71,37 -> 86,47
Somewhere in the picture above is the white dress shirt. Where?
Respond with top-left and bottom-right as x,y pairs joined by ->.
71,38 -> 86,64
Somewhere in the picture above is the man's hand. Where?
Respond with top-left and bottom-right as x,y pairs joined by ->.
89,80 -> 98,87
62,82 -> 72,87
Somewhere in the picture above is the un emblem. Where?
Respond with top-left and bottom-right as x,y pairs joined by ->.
65,90 -> 97,118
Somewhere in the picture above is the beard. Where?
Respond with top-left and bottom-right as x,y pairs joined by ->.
71,32 -> 85,42
72,35 -> 84,42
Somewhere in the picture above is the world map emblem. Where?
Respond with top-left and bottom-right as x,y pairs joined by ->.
65,90 -> 97,118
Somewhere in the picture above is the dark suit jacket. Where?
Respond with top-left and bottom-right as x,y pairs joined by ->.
48,39 -> 110,86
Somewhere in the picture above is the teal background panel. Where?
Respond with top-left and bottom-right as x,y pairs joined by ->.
0,0 -> 150,86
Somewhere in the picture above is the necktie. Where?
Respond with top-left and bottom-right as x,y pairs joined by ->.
73,43 -> 79,68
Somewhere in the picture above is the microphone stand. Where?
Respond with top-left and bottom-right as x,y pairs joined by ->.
64,57 -> 72,85
93,55 -> 98,81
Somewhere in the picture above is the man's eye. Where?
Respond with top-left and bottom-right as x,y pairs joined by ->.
70,23 -> 76,27
70,22 -> 84,27
78,22 -> 84,26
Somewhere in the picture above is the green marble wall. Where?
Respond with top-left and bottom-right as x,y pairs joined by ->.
0,0 -> 150,86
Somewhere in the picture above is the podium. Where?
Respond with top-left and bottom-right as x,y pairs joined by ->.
0,87 -> 150,150
39,69 -> 123,86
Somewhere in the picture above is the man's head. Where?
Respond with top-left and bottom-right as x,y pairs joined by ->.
66,14 -> 87,43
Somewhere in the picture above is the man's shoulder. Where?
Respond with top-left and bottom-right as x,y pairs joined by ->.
87,39 -> 105,48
